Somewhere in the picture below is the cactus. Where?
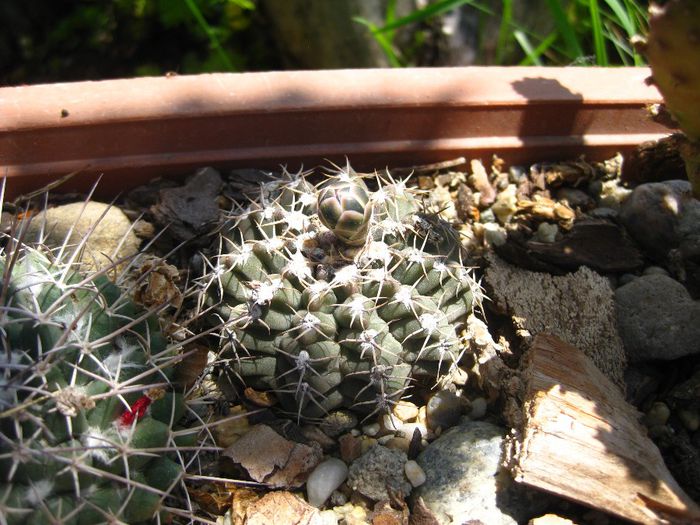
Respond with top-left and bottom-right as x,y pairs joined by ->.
633,0 -> 700,197
0,229 -> 192,523
202,162 -> 482,421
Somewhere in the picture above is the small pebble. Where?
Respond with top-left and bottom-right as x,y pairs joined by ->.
479,208 -> 496,223
377,434 -> 393,445
642,265 -> 669,277
677,408 -> 700,432
318,510 -> 339,525
469,397 -> 488,420
328,490 -> 347,507
492,184 -> 518,224
644,401 -> 671,427
426,390 -> 463,431
404,460 -> 427,487
385,436 -> 411,453
400,422 -> 429,439
359,436 -> 377,454
416,406 -> 428,427
482,222 -> 507,246
392,400 -> 419,422
509,165 -> 526,184
618,273 -> 637,287
362,423 -> 380,437
648,424 -> 671,439
306,458 -> 349,507
555,187 -> 594,210
534,222 -> 558,243
332,503 -> 367,525
382,413 -> 402,432
301,425 -> 336,450
339,433 -> 363,463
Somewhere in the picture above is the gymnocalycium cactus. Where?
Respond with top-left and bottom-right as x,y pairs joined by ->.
203,162 -> 482,421
0,234 -> 190,524
633,0 -> 700,197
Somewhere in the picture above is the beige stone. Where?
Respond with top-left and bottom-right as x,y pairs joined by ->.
24,201 -> 140,275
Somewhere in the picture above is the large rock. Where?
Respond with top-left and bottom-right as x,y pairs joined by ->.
615,274 -> 700,362
619,180 -> 700,295
413,421 -> 542,525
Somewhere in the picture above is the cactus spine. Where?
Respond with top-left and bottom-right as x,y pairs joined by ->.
202,162 -> 482,421
0,221 -> 191,524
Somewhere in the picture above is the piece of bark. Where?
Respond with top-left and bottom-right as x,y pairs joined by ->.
621,133 -> 687,185
496,219 -> 643,274
508,334 -> 700,524
525,219 -> 643,273
224,424 -> 322,489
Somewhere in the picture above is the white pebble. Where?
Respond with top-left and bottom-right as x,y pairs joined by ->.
400,422 -> 428,439
382,413 -> 402,431
362,423 -> 380,437
318,510 -> 339,525
377,434 -> 394,445
404,460 -> 426,487
306,458 -> 348,507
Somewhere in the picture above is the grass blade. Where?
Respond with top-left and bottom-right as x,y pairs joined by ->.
184,0 -> 236,71
545,0 -> 584,60
496,0 -> 514,64
372,0 -> 472,33
353,16 -> 403,67
514,30 -> 544,66
589,0 -> 609,65
602,0 -> 635,35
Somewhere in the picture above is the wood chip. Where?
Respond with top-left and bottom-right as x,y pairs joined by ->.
508,334 -> 700,525
224,424 -> 322,489
244,491 -> 321,525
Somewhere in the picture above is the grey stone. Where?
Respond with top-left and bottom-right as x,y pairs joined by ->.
23,201 -> 140,274
347,445 -> 411,501
615,274 -> 700,362
620,180 -> 699,261
643,265 -> 670,277
426,390 -> 462,431
413,421 -> 543,525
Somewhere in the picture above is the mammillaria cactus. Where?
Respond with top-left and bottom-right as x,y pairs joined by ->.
203,162 -> 482,421
0,235 -> 191,524
633,0 -> 700,196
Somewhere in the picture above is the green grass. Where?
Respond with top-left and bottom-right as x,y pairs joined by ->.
356,0 -> 649,67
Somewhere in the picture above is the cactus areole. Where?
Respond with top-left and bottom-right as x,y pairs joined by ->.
204,162 -> 482,421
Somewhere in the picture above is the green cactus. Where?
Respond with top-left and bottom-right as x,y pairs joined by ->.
203,162 -> 482,421
0,238 -> 191,524
634,0 -> 700,196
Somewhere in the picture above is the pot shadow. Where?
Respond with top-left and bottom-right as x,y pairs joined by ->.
511,76 -> 591,157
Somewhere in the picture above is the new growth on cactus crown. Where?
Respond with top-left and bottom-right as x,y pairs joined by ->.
633,0 -> 700,197
202,161 -> 483,422
0,203 -> 198,524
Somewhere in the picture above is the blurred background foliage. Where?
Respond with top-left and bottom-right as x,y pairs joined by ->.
0,0 -> 649,86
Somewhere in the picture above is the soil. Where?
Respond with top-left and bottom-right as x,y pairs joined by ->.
4,153 -> 699,525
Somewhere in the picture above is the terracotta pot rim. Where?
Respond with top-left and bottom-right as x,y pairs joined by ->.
0,66 -> 665,198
